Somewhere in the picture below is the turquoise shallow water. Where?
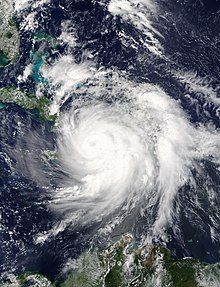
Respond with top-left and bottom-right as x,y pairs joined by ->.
0,50 -> 10,67
0,1 -> 220,286
0,102 -> 5,109
32,54 -> 48,86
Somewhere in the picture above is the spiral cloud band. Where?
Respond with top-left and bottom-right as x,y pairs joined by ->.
48,78 -> 218,240
55,103 -> 153,221
37,49 -> 220,240
10,0 -> 220,247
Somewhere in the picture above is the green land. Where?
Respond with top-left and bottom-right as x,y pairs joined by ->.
1,235 -> 220,287
0,87 -> 55,121
0,9 -> 20,67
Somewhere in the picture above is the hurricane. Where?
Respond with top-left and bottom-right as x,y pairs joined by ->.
55,103 -> 149,220
1,0 -> 220,285
38,74 -> 219,241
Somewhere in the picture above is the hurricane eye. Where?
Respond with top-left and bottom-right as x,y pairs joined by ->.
55,104 -> 151,220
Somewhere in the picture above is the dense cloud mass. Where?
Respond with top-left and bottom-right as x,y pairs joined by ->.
0,0 -> 220,283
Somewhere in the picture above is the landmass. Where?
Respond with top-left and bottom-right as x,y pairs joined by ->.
0,0 -> 20,67
1,235 -> 220,287
0,87 -> 55,121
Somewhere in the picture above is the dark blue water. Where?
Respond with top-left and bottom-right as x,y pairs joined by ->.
0,0 -> 220,281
